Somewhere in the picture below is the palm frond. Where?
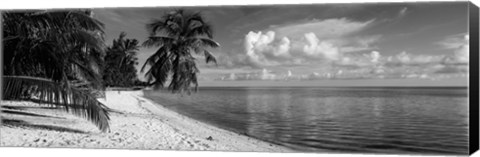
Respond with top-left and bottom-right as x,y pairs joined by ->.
146,20 -> 172,36
142,9 -> 220,93
69,59 -> 103,88
2,76 -> 110,132
186,22 -> 213,38
142,36 -> 175,48
56,29 -> 105,51
145,52 -> 174,88
146,20 -> 165,35
186,38 -> 219,48
204,50 -> 217,65
141,46 -> 168,72
187,12 -> 205,25
146,19 -> 179,37
200,38 -> 219,48
30,10 -> 105,33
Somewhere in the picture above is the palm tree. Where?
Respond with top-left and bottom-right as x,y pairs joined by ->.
142,9 -> 219,93
103,32 -> 140,87
2,10 -> 110,132
110,32 -> 140,69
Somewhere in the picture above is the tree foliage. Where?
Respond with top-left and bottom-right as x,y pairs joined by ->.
103,32 -> 140,87
3,76 -> 110,132
142,9 -> 220,93
2,10 -> 110,132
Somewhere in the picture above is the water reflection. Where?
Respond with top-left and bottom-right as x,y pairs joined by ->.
145,87 -> 469,154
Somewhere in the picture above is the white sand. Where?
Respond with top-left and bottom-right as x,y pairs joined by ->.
0,91 -> 294,152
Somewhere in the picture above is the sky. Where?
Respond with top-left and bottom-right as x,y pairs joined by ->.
92,2 -> 470,87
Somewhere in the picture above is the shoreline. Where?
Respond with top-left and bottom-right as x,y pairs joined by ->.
134,90 -> 303,152
138,90 -> 307,151
1,90 -> 294,152
130,90 -> 295,152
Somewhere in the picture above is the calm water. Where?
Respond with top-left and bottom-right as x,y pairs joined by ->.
144,87 -> 469,154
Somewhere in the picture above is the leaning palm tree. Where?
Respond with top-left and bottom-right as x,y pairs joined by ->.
142,9 -> 219,93
2,10 -> 110,132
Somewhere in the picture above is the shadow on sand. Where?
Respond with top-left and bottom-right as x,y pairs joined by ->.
1,110 -> 66,119
1,106 -> 86,134
1,118 -> 87,134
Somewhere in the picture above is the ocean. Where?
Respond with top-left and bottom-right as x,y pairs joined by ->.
144,87 -> 469,154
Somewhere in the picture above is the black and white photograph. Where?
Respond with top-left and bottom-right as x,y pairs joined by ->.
1,0 -> 478,156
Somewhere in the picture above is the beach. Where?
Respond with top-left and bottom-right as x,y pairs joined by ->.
0,91 -> 293,152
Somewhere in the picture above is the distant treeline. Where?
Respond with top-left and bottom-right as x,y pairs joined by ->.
102,32 -> 147,88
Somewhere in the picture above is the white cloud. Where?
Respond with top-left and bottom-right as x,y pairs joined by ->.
438,33 -> 469,64
217,68 -> 281,81
261,68 -> 276,80
333,51 -> 382,68
227,21 -> 469,81
228,73 -> 236,80
385,51 -> 445,66
454,45 -> 469,63
287,70 -> 292,77
237,18 -> 379,69
241,31 -> 380,69
273,18 -> 375,39
369,51 -> 381,63
275,37 -> 291,58
218,45 -> 469,81
398,7 -> 408,17
396,51 -> 410,63
244,31 -> 281,67
453,35 -> 469,63
302,33 -> 340,60
438,34 -> 468,49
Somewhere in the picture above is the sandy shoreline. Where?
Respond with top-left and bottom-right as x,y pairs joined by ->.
1,91 -> 294,152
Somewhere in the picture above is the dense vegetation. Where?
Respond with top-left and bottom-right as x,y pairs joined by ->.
103,32 -> 141,87
2,10 -> 110,132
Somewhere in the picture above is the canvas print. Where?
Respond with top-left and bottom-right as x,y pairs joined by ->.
1,1 -> 478,156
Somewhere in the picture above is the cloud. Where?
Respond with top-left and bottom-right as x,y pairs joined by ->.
382,51 -> 448,68
218,32 -> 470,81
438,33 -> 469,49
398,7 -> 408,17
329,49 -> 468,80
435,34 -> 469,74
243,31 -> 293,67
241,30 -> 379,69
237,18 -> 379,69
369,51 -> 381,63
330,35 -> 381,53
217,18 -> 469,81
435,65 -> 468,74
302,33 -> 340,60
215,47 -> 470,81
332,51 -> 382,69
218,68 -> 278,81
272,18 -> 375,39
453,42 -> 469,63
244,31 -> 276,66
438,33 -> 469,64
277,37 -> 291,57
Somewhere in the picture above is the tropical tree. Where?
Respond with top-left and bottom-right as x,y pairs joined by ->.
142,9 -> 220,93
103,32 -> 140,87
2,10 -> 110,132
